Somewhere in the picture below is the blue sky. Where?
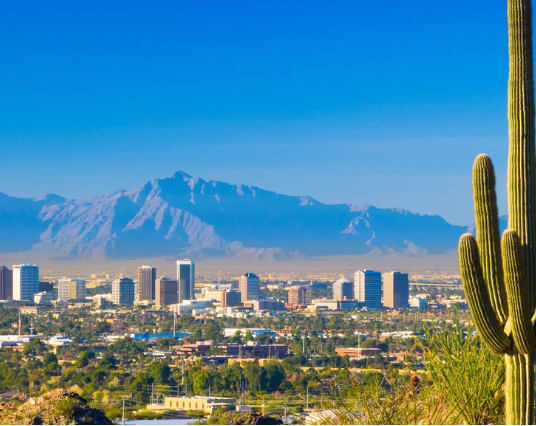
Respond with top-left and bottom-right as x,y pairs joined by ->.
0,1 -> 513,225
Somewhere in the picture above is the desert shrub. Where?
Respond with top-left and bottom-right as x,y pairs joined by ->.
418,316 -> 504,424
55,398 -> 80,418
317,371 -> 454,425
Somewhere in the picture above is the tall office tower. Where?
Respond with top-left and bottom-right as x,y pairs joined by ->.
333,278 -> 354,301
177,260 -> 195,303
354,270 -> 382,309
13,264 -> 39,301
155,277 -> 178,306
0,266 -> 13,300
238,273 -> 260,301
383,271 -> 409,308
112,277 -> 135,305
287,285 -> 312,306
57,278 -> 86,301
138,266 -> 156,301
221,290 -> 242,307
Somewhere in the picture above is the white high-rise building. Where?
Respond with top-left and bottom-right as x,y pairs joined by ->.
13,264 -> 39,301
354,270 -> 382,309
333,277 -> 354,301
58,278 -> 86,301
112,277 -> 135,305
177,260 -> 195,303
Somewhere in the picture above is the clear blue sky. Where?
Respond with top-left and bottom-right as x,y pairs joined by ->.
0,1 -> 513,225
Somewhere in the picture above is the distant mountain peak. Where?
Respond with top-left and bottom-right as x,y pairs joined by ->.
0,172 -> 467,259
33,193 -> 67,204
169,170 -> 193,179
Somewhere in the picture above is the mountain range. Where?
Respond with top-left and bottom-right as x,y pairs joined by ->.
0,171 -> 468,260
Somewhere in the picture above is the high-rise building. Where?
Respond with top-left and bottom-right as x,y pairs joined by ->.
354,270 -> 382,309
221,290 -> 242,307
13,264 -> 39,301
156,277 -> 178,306
383,271 -> 409,308
238,273 -> 260,301
177,260 -> 195,303
58,278 -> 86,301
333,278 -> 354,301
112,277 -> 135,305
287,285 -> 312,306
0,266 -> 13,300
138,266 -> 156,301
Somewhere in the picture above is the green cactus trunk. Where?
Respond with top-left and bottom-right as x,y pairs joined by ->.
507,1 -> 536,423
458,0 -> 536,424
505,354 -> 535,425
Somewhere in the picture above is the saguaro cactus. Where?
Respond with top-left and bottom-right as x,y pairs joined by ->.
458,0 -> 536,424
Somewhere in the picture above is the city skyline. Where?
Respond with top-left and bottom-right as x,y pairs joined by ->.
0,1 -> 514,225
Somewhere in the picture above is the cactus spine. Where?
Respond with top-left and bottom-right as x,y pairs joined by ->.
458,0 -> 536,424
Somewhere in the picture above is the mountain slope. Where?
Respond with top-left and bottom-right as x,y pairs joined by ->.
0,171 -> 466,259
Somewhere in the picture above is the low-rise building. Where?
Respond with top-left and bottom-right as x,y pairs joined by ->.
310,299 -> 360,311
34,291 -> 55,305
170,300 -> 210,315
161,396 -> 235,414
243,300 -> 285,311
176,340 -> 215,356
409,297 -> 427,309
19,306 -> 44,316
335,347 -> 381,358
225,344 -> 288,358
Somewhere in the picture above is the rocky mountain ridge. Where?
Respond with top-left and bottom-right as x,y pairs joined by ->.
0,171 -> 466,260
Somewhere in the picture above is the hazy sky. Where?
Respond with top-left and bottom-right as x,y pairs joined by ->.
0,1 -> 514,225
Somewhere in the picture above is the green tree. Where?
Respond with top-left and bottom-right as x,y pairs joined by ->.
193,369 -> 209,395
23,339 -> 45,356
147,362 -> 172,385
243,362 -> 262,393
261,362 -> 285,392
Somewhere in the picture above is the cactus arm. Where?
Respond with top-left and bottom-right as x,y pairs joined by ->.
508,0 -> 536,314
459,233 -> 511,353
473,154 -> 509,324
503,230 -> 536,354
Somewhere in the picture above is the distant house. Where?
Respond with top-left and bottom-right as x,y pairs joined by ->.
0,391 -> 28,401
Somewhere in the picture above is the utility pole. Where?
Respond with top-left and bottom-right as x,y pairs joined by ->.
306,386 -> 309,411
151,383 -> 154,404
122,398 -> 125,425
